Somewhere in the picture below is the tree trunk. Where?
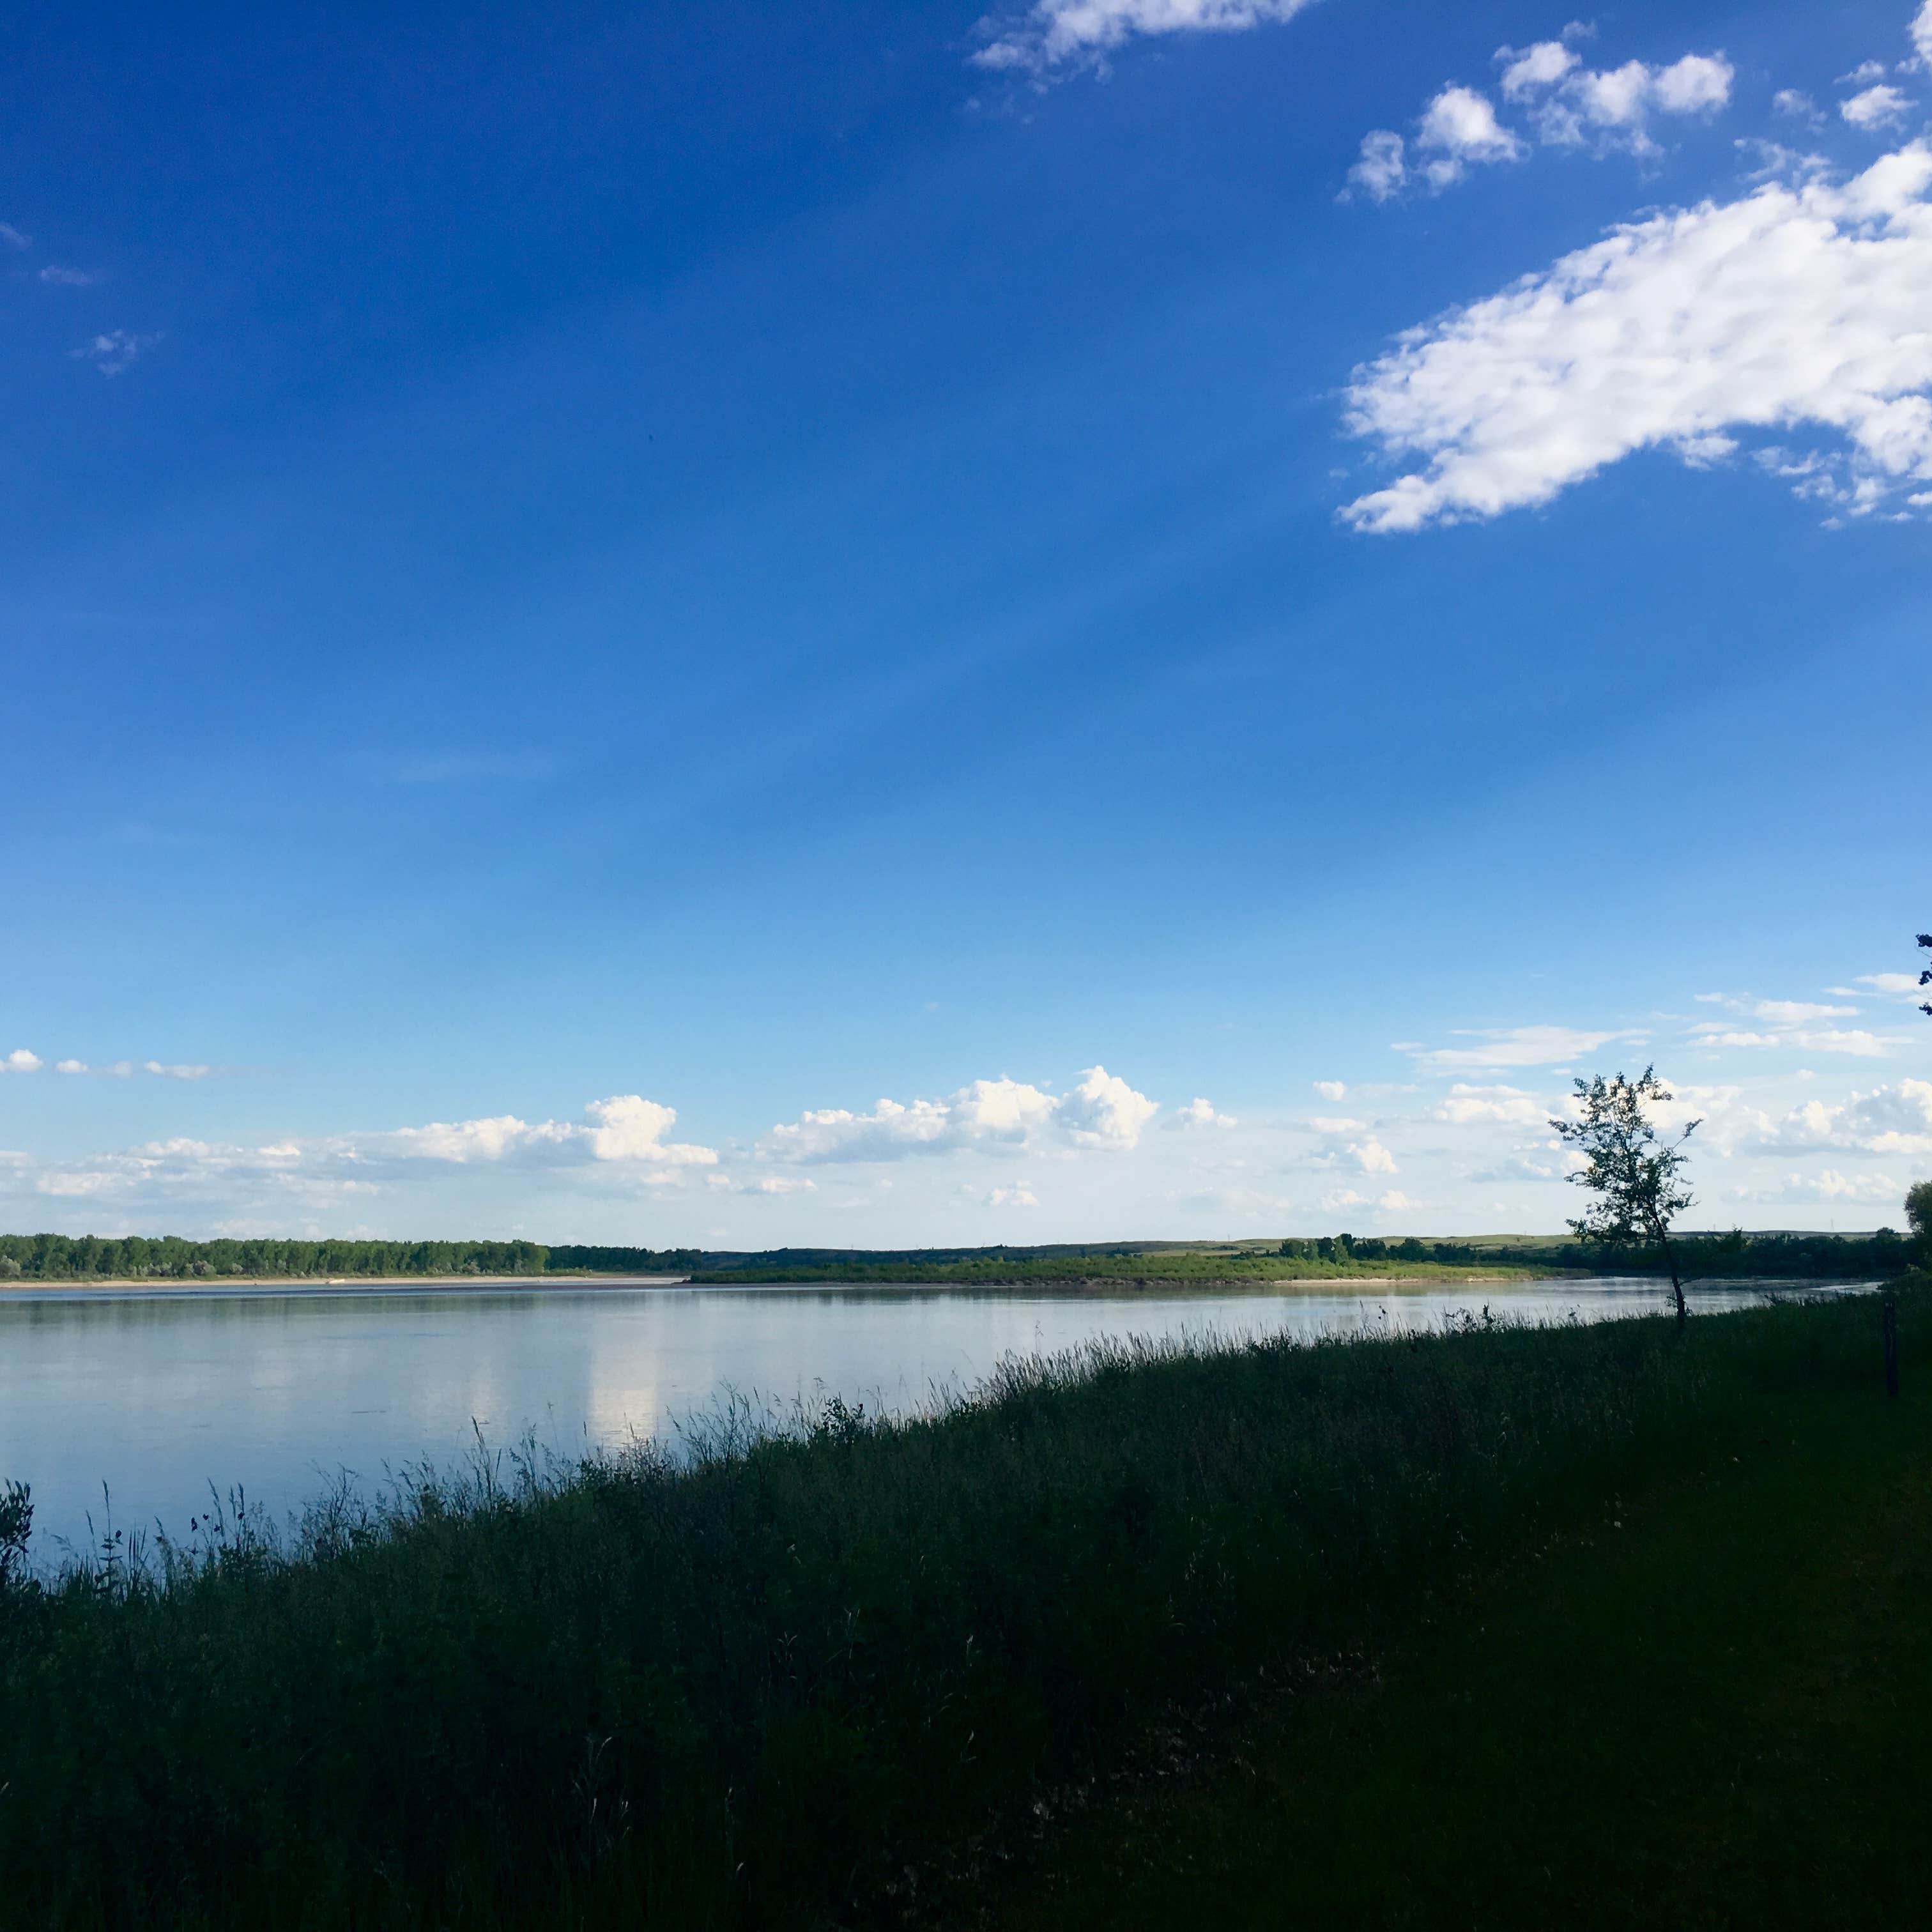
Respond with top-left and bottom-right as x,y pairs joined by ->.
1655,1222 -> 1687,1326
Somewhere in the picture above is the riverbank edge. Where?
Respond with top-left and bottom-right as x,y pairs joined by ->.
0,1289 -> 1899,1931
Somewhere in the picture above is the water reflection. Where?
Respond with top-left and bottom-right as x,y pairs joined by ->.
0,1276 -> 1875,1555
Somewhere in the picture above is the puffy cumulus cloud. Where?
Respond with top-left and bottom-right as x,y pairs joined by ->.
3,1050 -> 42,1073
1434,1083 -> 1549,1127
971,0 -> 1318,79
1732,1169 -> 1905,1207
1843,84 -> 1916,131
762,1067 -> 1157,1163
1354,34 -> 1730,204
1415,85 -> 1526,187
1918,3 -> 1932,66
983,1185 -> 1041,1208
372,1095 -> 716,1172
1498,43 -> 1734,153
1398,1025 -> 1632,1072
1749,1080 -> 1932,1158
145,1060 -> 212,1080
1318,1186 -> 1418,1220
1343,142 -> 1932,532
1346,130 -> 1409,203
1058,1065 -> 1162,1148
1349,1137 -> 1399,1175
1172,1097 -> 1238,1128
1312,1080 -> 1348,1101
12,1096 -> 721,1209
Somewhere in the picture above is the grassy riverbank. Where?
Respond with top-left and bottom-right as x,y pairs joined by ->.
0,1288 -> 1909,1929
1009,1281 -> 1932,1931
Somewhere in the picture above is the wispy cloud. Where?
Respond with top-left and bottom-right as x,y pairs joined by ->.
1397,1025 -> 1635,1072
38,264 -> 99,288
70,329 -> 162,376
971,0 -> 1320,82
0,223 -> 29,250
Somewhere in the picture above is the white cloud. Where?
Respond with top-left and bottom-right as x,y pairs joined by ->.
1750,1080 -> 1932,1158
1349,1137 -> 1399,1174
1343,142 -> 1932,531
1843,84 -> 1915,131
1745,1000 -> 1859,1023
1415,85 -> 1526,189
0,223 -> 29,249
1467,1154 -> 1565,1184
1691,1026 -> 1892,1057
1499,40 -> 1577,98
371,1094 -> 716,1171
763,1066 -> 1156,1162
3,1094 -> 722,1213
1319,1186 -> 1416,1220
1312,1080 -> 1348,1101
1434,1082 -> 1549,1126
1401,1025 -> 1630,1072
1058,1065 -> 1161,1148
144,1060 -> 212,1080
70,330 -> 162,377
1735,1169 -> 1905,1207
971,0 -> 1318,79
1494,41 -> 1732,154
984,1185 -> 1041,1208
1347,130 -> 1409,203
1917,3 -> 1932,66
3,1050 -> 42,1073
38,264 -> 98,287
1173,1096 -> 1238,1128
1774,88 -> 1823,125
1855,972 -> 1927,995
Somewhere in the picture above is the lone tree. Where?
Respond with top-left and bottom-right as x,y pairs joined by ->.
1551,1068 -> 1701,1324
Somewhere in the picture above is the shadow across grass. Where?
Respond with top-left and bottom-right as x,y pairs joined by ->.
0,1291 -> 1899,1929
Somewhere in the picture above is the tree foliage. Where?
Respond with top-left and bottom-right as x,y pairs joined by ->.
1551,1068 -> 1700,1321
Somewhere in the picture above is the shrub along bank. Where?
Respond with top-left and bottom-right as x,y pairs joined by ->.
0,1289 -> 1903,1929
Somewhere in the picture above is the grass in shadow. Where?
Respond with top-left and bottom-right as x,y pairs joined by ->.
0,1292 -> 1897,1929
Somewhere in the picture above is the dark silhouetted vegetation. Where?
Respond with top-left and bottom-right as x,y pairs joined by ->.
0,1232 -> 549,1282
0,1289 -> 1898,1929
1553,1068 -> 1700,1322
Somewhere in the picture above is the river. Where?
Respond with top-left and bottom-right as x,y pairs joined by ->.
0,1275 -> 1877,1558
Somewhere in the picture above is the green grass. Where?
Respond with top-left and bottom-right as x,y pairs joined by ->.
0,1289 -> 1908,1929
1005,1291 -> 1931,1931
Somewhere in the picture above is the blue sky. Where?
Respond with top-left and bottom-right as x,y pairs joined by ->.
3,0 -> 1929,1243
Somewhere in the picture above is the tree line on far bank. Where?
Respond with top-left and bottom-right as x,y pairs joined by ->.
0,1224 -> 1920,1285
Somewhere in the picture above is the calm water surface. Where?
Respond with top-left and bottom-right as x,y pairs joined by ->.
0,1276 -> 1875,1556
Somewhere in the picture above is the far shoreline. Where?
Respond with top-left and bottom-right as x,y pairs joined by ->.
0,1268 -> 1713,1300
